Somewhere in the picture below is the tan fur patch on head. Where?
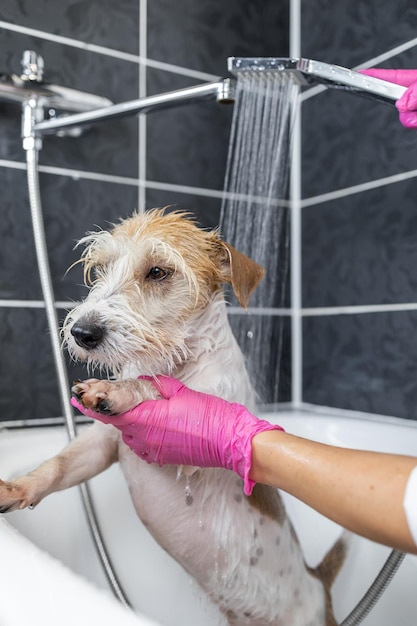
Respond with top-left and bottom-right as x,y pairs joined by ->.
81,208 -> 227,310
80,208 -> 264,310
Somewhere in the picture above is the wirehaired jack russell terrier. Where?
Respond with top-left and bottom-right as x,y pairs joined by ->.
0,209 -> 345,625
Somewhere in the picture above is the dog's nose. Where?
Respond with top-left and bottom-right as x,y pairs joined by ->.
70,322 -> 105,349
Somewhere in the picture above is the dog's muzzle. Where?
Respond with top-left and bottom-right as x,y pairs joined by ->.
70,321 -> 105,350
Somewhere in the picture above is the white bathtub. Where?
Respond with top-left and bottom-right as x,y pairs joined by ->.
1,408 -> 417,626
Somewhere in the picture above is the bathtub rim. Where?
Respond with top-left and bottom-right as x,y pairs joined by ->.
261,401 -> 417,430
2,402 -> 417,431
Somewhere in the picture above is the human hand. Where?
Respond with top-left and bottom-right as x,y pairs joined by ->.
71,375 -> 283,495
359,68 -> 417,128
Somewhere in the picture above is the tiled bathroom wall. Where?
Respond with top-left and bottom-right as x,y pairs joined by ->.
0,1 -> 289,421
300,1 -> 417,419
3,1 -> 416,424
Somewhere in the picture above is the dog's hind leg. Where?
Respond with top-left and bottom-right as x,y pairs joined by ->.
0,421 -> 119,513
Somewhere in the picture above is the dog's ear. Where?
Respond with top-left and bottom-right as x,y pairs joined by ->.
217,241 -> 265,308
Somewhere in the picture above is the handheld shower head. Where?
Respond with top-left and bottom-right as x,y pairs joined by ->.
228,57 -> 406,105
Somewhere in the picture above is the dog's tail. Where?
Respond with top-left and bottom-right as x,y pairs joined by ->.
314,530 -> 350,588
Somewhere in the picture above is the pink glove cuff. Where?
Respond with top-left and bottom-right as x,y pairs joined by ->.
230,405 -> 284,496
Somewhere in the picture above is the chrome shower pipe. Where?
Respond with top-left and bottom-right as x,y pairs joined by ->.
32,78 -> 235,135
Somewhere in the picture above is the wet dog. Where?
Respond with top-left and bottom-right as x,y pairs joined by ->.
0,209 -> 345,625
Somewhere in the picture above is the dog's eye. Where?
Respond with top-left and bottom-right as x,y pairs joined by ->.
146,266 -> 169,282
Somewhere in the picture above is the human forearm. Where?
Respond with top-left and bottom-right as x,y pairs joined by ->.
251,430 -> 417,553
72,376 -> 417,553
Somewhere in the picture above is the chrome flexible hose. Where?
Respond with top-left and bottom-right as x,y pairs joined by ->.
340,549 -> 405,625
25,144 -> 131,608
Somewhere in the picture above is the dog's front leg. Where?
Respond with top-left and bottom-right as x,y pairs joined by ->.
72,377 -> 160,415
0,421 -> 118,513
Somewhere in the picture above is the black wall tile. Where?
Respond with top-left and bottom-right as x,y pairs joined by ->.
301,82 -> 417,199
0,30 -> 138,102
301,5 -> 417,200
301,1 -> 417,419
148,0 -> 289,77
303,312 -> 417,420
0,167 -> 139,301
39,175 -> 141,301
0,1 -> 139,54
146,69 -> 233,192
302,180 -> 417,308
301,0 -> 417,68
0,307 -> 80,421
229,314 -> 291,404
0,306 -> 92,422
0,30 -> 139,177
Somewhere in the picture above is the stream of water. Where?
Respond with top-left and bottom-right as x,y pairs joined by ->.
220,70 -> 300,402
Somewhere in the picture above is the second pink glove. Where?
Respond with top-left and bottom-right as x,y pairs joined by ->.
71,376 -> 283,495
360,68 -> 417,128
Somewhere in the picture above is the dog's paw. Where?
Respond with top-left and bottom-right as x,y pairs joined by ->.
72,378 -> 160,415
72,378 -> 116,414
0,479 -> 33,513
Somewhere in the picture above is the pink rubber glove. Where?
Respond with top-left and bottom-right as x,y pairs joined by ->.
71,376 -> 283,495
359,68 -> 417,128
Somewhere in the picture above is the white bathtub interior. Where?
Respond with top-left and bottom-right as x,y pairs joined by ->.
1,408 -> 417,626
0,516 -> 157,626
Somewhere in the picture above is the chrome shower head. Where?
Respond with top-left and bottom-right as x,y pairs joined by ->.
228,57 -> 406,105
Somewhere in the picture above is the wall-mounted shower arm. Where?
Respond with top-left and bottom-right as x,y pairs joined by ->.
228,57 -> 407,105
33,79 -> 235,136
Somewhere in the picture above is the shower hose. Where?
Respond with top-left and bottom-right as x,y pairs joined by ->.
26,145 -> 131,608
25,144 -> 405,625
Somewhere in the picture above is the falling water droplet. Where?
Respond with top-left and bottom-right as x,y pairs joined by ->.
185,476 -> 193,506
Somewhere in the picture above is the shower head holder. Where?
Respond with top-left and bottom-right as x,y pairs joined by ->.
0,50 -> 114,140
